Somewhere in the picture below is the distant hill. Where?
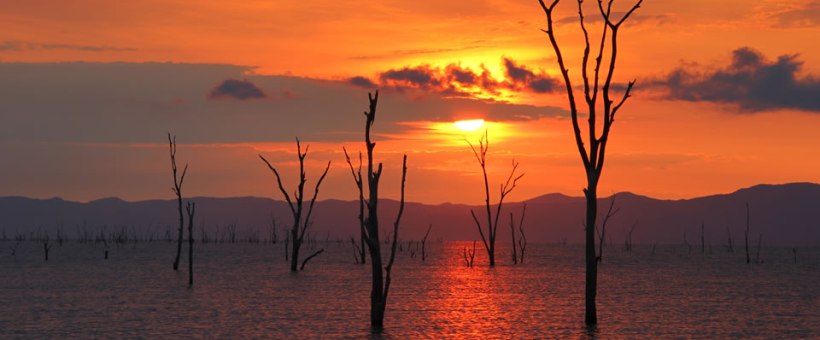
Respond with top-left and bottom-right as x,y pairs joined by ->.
1,183 -> 818,246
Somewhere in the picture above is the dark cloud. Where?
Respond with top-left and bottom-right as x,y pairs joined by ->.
348,76 -> 377,88
380,65 -> 441,89
0,40 -> 135,52
651,47 -> 820,112
353,58 -> 558,97
502,58 -> 559,93
208,78 -> 267,100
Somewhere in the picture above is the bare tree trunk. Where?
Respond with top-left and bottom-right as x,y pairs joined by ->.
701,222 -> 705,253
348,91 -> 408,330
421,224 -> 432,262
539,0 -> 642,325
467,131 -> 523,267
584,186 -> 598,325
168,133 -> 189,271
186,202 -> 196,287
260,139 -> 331,272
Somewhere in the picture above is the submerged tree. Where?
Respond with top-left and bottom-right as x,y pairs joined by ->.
538,0 -> 643,325
467,131 -> 524,266
186,201 -> 196,286
343,147 -> 367,265
345,91 -> 408,330
260,139 -> 331,272
168,133 -> 188,271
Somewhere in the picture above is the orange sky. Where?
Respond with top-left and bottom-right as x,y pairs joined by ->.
2,0 -> 820,204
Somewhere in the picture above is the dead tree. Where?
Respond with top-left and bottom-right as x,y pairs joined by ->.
260,138 -> 331,272
468,131 -> 524,266
343,147 -> 367,265
463,241 -> 477,267
701,222 -> 705,253
726,227 -> 734,253
597,199 -> 618,262
745,203 -> 751,264
42,235 -> 52,261
269,214 -> 279,244
624,221 -> 636,252
517,205 -> 528,263
168,133 -> 188,271
421,224 -> 432,262
346,91 -> 408,330
186,201 -> 195,287
538,0 -> 642,325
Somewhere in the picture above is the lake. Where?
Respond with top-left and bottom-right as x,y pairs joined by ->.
1,240 -> 818,338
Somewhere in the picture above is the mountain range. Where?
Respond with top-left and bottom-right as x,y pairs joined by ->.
1,183 -> 818,246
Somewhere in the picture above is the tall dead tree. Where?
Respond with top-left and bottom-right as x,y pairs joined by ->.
168,133 -> 188,271
421,224 -> 433,262
346,91 -> 408,330
260,138 -> 331,272
510,203 -> 528,264
538,0 -> 642,325
186,201 -> 196,286
343,147 -> 367,265
468,131 -> 524,266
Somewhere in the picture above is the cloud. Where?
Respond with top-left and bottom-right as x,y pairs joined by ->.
502,58 -> 558,93
354,58 -> 559,97
208,79 -> 267,100
650,47 -> 820,112
0,40 -> 135,52
380,65 -> 441,89
348,76 -> 377,88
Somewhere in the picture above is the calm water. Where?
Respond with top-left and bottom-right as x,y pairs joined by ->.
1,240 -> 818,338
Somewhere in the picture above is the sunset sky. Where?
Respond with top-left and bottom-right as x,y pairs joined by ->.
2,0 -> 820,204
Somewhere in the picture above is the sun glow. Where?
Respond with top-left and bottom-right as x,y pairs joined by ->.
454,119 -> 485,132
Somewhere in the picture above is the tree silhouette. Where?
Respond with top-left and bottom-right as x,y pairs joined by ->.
186,201 -> 196,286
467,131 -> 523,266
538,0 -> 643,325
345,91 -> 408,330
260,138 -> 331,272
168,133 -> 188,271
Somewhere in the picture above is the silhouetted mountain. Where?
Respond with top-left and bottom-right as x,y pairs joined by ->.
1,183 -> 818,246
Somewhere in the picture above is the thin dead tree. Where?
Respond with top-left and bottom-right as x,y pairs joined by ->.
346,91 -> 408,330
624,221 -> 637,252
726,226 -> 735,253
343,147 -> 367,265
260,138 -> 331,272
421,224 -> 433,262
168,133 -> 188,271
597,199 -> 619,262
538,0 -> 643,325
468,131 -> 524,266
463,240 -> 477,267
42,234 -> 52,261
186,201 -> 196,286
510,203 -> 529,264
518,204 -> 528,263
700,222 -> 706,253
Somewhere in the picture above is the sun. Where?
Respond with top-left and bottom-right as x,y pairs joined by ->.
453,119 -> 485,132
